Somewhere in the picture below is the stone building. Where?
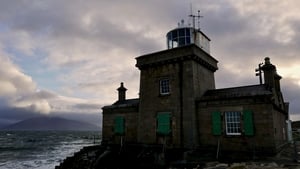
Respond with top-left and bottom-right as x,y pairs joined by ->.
102,23 -> 289,155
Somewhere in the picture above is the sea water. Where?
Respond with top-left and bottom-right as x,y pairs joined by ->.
0,131 -> 101,169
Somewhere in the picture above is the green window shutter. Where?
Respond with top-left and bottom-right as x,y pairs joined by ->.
212,112 -> 222,135
157,113 -> 171,135
114,116 -> 125,135
243,110 -> 254,136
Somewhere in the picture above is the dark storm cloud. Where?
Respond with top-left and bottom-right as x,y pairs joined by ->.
0,0 -> 173,58
202,2 -> 249,37
200,1 -> 300,69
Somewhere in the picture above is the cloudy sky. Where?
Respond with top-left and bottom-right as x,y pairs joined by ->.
0,0 -> 299,126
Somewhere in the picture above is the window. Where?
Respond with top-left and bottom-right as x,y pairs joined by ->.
179,29 -> 185,36
167,28 -> 192,49
225,112 -> 241,135
157,112 -> 171,135
160,79 -> 170,95
211,110 -> 254,136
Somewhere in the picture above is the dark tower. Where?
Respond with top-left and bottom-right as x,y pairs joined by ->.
136,22 -> 218,148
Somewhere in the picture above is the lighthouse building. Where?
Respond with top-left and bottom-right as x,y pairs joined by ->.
102,21 -> 289,155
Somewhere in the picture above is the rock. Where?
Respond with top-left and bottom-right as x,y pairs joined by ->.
216,163 -> 229,168
205,161 -> 219,167
203,162 -> 228,169
193,164 -> 201,169
216,163 -> 228,167
229,162 -> 246,169
268,162 -> 278,167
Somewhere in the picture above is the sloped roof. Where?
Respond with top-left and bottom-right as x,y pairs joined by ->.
113,98 -> 139,106
102,98 -> 139,109
200,84 -> 272,101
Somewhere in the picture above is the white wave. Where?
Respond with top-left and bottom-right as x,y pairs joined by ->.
0,131 -> 98,169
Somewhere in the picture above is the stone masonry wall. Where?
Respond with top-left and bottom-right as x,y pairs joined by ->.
102,106 -> 138,144
137,63 -> 182,146
136,45 -> 218,149
197,98 -> 287,154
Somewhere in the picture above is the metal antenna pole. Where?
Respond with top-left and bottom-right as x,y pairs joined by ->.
255,63 -> 263,84
189,14 -> 196,29
189,10 -> 203,30
197,10 -> 203,30
189,3 -> 193,27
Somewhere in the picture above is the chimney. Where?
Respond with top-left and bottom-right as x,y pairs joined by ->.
117,82 -> 127,101
261,57 -> 282,91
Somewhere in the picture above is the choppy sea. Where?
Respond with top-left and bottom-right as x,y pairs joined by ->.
0,130 -> 101,169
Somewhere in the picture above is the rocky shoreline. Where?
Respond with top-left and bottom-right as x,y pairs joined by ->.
55,143 -> 300,169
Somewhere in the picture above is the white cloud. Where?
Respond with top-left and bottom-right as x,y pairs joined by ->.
26,99 -> 51,115
0,54 -> 36,97
0,52 -> 51,114
0,49 -> 100,119
0,81 -> 17,96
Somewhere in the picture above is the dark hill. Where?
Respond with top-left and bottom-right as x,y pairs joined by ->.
2,116 -> 100,131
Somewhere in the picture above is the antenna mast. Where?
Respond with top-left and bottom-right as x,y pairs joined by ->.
197,10 -> 203,30
255,62 -> 264,84
189,9 -> 203,30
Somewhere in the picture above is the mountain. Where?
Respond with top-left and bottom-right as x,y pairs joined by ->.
2,116 -> 100,131
0,121 -> 10,129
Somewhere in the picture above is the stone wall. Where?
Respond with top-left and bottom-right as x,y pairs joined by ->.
136,44 -> 218,148
102,105 -> 138,144
197,97 -> 288,154
137,62 -> 182,145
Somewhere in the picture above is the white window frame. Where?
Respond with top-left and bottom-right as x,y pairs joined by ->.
225,111 -> 241,135
159,79 -> 170,95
